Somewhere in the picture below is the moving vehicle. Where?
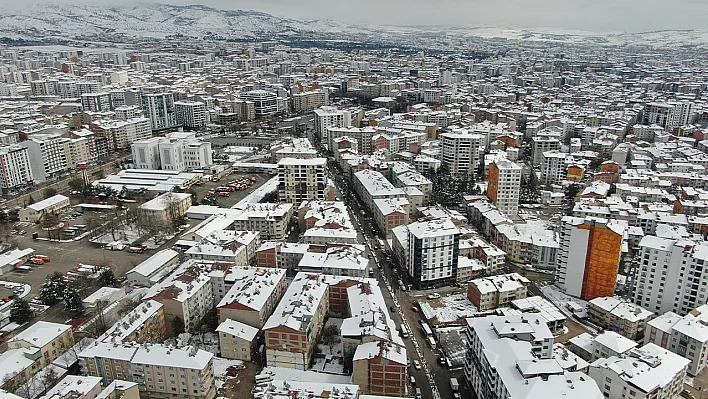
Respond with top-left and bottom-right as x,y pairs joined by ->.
428,336 -> 437,349
427,293 -> 441,299
450,378 -> 459,392
412,360 -> 421,370
415,388 -> 422,399
409,376 -> 416,385
129,245 -> 148,253
400,324 -> 409,338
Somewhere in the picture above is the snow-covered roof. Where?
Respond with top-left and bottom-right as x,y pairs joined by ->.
42,375 -> 102,399
298,247 -> 369,273
27,194 -> 69,212
588,296 -> 653,323
97,300 -> 163,344
139,192 -> 191,211
353,340 -> 406,365
217,266 -> 286,312
127,249 -> 179,278
216,319 -> 259,341
593,331 -> 638,354
9,321 -> 71,349
262,273 -> 331,333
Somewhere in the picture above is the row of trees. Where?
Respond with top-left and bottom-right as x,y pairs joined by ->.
423,162 -> 483,207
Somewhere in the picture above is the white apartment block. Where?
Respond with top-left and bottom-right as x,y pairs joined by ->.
353,169 -> 407,213
132,137 -> 161,170
20,134 -> 68,183
541,150 -> 569,185
131,134 -> 213,172
79,342 -> 215,399
467,273 -> 530,310
277,157 -> 327,203
532,136 -> 561,166
644,101 -> 693,131
406,218 -> 460,289
644,304 -> 708,376
93,117 -> 152,151
64,137 -> 91,167
327,126 -> 377,154
175,101 -> 207,130
488,159 -> 521,217
240,90 -> 278,116
588,343 -> 688,399
465,314 -> 603,399
440,131 -> 483,177
81,92 -> 112,111
313,106 -> 352,149
143,92 -> 177,130
633,236 -> 708,315
0,145 -> 32,191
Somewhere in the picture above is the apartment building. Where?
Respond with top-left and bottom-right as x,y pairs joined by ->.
277,158 -> 327,203
262,273 -> 330,370
216,266 -> 287,328
79,343 -> 215,399
644,305 -> 708,376
464,314 -> 603,399
142,92 -> 177,130
92,118 -> 152,151
568,331 -> 638,362
0,145 -> 32,192
327,126 -> 377,154
216,319 -> 258,361
313,106 -> 352,149
227,203 -> 293,240
143,260 -> 217,333
541,150 -> 570,185
240,90 -> 278,116
588,343 -> 688,399
126,249 -> 180,287
467,273 -> 530,310
81,92 -> 112,112
65,137 -> 91,167
403,218 -> 461,289
293,90 -> 326,113
440,131 -> 483,177
97,300 -> 166,344
372,197 -> 410,237
633,236 -> 708,315
555,216 -> 625,300
7,321 -> 74,370
297,246 -> 370,277
532,135 -> 561,166
353,169 -> 407,213
20,134 -> 68,183
41,375 -> 103,399
185,230 -> 260,266
487,159 -> 521,217
643,101 -> 693,131
459,237 -> 506,274
175,101 -> 207,130
352,341 -> 407,397
587,296 -> 653,341
139,192 -> 192,223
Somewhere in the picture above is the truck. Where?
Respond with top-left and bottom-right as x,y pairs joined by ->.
129,245 -> 148,253
450,378 -> 459,392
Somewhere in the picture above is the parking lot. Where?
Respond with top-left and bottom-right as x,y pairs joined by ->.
191,173 -> 274,208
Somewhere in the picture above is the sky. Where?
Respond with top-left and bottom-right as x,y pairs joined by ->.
6,0 -> 708,33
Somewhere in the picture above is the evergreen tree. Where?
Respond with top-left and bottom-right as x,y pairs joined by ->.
39,273 -> 67,306
9,297 -> 33,324
63,287 -> 84,314
98,268 -> 119,288
172,316 -> 185,336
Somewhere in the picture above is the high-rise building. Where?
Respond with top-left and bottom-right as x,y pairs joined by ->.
20,134 -> 68,183
81,92 -> 112,111
541,150 -> 570,185
131,134 -> 213,172
440,131 -> 483,177
403,218 -> 460,289
313,106 -> 352,149
487,159 -> 521,217
555,216 -> 625,300
632,236 -> 708,315
142,92 -> 177,130
277,158 -> 327,203
0,145 -> 33,192
644,304 -> 708,376
240,90 -> 278,116
175,101 -> 207,129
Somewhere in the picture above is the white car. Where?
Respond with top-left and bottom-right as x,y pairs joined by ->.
413,360 -> 421,370
427,293 -> 441,299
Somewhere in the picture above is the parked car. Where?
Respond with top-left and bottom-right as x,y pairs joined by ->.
412,360 -> 421,370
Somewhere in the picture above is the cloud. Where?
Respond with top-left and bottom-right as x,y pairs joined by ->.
4,0 -> 707,32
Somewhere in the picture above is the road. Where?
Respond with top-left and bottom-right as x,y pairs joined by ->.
327,161 -> 462,399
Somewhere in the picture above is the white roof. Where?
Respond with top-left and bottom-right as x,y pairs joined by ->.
341,281 -> 403,346
27,194 -> 69,212
277,157 -> 326,166
216,319 -> 259,341
354,169 -> 406,198
263,273 -> 331,333
41,375 -> 102,399
590,343 -> 689,393
139,192 -> 191,211
588,296 -> 653,322
9,321 -> 70,349
511,296 -> 566,324
353,340 -> 407,365
0,349 -> 36,384
407,217 -> 459,239
373,197 -> 409,216
131,344 -> 212,370
298,247 -> 368,272
82,287 -> 124,306
97,300 -> 163,344
143,259 -> 214,303
217,266 -> 286,312
127,249 -> 179,278
0,248 -> 35,267
593,331 -> 638,354
470,273 -> 529,295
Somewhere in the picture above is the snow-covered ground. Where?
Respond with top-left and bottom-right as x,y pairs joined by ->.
313,318 -> 345,374
90,224 -> 142,245
540,283 -> 589,319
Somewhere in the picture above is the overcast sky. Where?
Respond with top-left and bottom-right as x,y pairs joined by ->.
11,0 -> 708,32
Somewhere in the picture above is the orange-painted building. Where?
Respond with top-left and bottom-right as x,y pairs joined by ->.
600,161 -> 620,173
487,162 -> 500,204
557,217 -> 625,301
567,164 -> 584,182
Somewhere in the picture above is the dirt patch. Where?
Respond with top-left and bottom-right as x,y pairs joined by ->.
219,362 -> 258,399
555,319 -> 590,343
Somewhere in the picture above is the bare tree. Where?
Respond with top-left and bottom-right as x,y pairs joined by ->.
39,368 -> 59,396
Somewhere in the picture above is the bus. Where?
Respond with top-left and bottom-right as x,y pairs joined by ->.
428,336 -> 437,349
400,324 -> 409,338
421,323 -> 433,338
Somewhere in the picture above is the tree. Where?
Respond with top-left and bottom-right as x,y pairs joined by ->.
68,178 -> 85,192
171,316 -> 185,336
43,188 -> 57,199
565,184 -> 581,201
39,367 -> 59,396
39,273 -> 67,306
63,286 -> 84,314
98,268 -> 119,288
9,297 -> 33,324
321,324 -> 340,353
27,195 -> 35,205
